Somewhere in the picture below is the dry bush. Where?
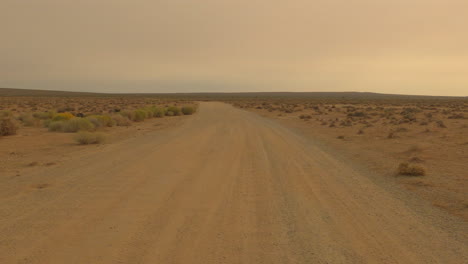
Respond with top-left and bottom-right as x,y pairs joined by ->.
74,131 -> 106,145
18,113 -> 40,127
133,109 -> 147,122
0,111 -> 12,118
181,106 -> 196,115
397,162 -> 426,176
86,115 -> 115,128
112,115 -> 132,126
152,107 -> 166,117
52,112 -> 74,121
48,118 -> 95,133
33,111 -> 56,120
0,118 -> 18,136
166,106 -> 181,116
436,120 -> 447,128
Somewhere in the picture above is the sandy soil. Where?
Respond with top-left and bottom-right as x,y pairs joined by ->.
0,102 -> 466,263
238,101 -> 468,220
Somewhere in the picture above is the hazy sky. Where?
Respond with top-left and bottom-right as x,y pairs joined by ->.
1,0 -> 467,95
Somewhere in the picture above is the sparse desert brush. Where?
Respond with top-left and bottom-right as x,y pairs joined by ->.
47,120 -> 65,132
52,112 -> 74,121
18,113 -> 40,127
120,110 -> 135,121
133,109 -> 147,122
181,106 -> 195,115
33,111 -> 56,120
0,110 -> 12,118
112,115 -> 132,126
74,131 -> 106,145
86,115 -> 115,128
153,107 -> 166,117
48,118 -> 95,133
397,162 -> 426,176
0,118 -> 18,136
166,106 -> 181,116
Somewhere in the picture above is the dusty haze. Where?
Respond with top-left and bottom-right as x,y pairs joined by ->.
1,0 -> 467,96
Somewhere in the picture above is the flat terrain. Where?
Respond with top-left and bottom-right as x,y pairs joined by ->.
233,98 -> 468,219
0,102 -> 466,263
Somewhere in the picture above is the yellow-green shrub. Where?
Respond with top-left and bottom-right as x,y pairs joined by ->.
86,115 -> 115,128
33,111 -> 56,120
52,112 -> 74,121
133,109 -> 147,122
74,131 -> 106,145
166,106 -> 181,116
181,106 -> 196,115
153,107 -> 166,117
48,118 -> 94,132
112,115 -> 132,126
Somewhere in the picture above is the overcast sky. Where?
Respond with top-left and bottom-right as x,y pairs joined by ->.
1,0 -> 467,95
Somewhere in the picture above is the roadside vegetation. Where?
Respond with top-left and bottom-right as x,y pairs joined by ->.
0,97 -> 198,143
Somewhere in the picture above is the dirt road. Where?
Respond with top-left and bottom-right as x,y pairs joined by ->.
1,102 -> 466,263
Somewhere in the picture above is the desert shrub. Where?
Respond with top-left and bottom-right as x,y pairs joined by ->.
47,121 -> 65,132
120,110 -> 134,121
166,106 -> 181,116
74,131 -> 106,145
0,118 -> 18,136
85,116 -> 102,128
144,108 -> 154,118
153,107 -> 166,117
397,163 -> 426,176
112,115 -> 132,126
436,120 -> 447,128
33,111 -> 56,120
181,106 -> 195,115
48,118 -> 94,132
18,113 -> 40,127
133,109 -> 147,122
52,112 -> 74,121
86,115 -> 115,128
64,118 -> 95,132
0,111 -> 12,118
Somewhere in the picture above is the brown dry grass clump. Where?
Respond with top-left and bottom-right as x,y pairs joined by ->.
0,118 -> 18,136
397,162 -> 426,176
74,131 -> 106,145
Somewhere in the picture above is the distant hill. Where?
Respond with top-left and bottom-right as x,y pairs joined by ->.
0,88 -> 103,97
0,88 -> 465,101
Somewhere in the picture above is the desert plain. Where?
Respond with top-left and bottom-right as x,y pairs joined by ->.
0,89 -> 467,263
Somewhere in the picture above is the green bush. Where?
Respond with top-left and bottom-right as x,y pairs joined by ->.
48,121 -> 66,132
153,107 -> 166,118
74,131 -> 106,145
166,106 -> 181,116
0,118 -> 18,136
133,109 -> 147,122
181,106 -> 195,115
48,118 -> 95,132
64,118 -> 95,132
